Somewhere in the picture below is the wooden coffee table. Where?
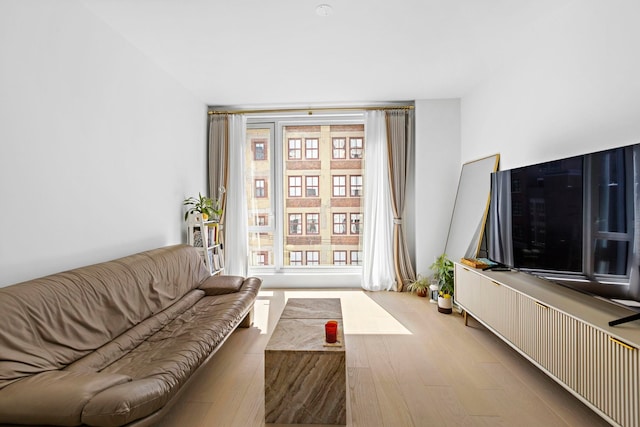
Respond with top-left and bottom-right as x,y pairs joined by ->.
264,298 -> 346,425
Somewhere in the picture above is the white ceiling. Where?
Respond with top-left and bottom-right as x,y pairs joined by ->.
81,0 -> 571,106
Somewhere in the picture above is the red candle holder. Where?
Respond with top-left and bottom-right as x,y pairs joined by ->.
325,320 -> 338,343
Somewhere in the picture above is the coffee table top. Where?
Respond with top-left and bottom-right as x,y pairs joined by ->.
280,298 -> 342,320
266,298 -> 344,352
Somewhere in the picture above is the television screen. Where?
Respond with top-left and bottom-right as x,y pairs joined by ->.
510,156 -> 583,272
487,143 -> 640,304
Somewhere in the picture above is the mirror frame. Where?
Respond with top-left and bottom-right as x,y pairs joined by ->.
444,154 -> 500,261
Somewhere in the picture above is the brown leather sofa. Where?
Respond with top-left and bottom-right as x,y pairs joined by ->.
0,244 -> 262,427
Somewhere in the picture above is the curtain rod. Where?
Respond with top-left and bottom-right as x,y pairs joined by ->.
207,105 -> 414,115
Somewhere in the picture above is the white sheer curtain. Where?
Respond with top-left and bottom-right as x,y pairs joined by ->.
223,115 -> 249,277
362,111 -> 396,291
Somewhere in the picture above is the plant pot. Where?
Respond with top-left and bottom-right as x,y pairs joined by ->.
438,295 -> 453,314
416,288 -> 428,298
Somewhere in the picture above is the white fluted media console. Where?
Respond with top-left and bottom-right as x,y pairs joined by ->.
455,263 -> 640,427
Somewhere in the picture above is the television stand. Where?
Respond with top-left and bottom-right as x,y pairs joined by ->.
609,312 -> 640,326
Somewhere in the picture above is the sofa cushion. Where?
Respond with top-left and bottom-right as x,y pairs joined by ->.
0,371 -> 131,426
66,289 -> 205,374
199,275 -> 245,295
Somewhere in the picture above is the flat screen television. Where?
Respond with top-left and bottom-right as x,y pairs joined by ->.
487,143 -> 640,325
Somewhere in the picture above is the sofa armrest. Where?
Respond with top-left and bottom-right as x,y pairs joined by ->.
199,275 -> 245,295
0,370 -> 131,426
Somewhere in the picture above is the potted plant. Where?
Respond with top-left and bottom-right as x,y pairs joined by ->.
406,274 -> 430,297
430,253 -> 454,314
183,193 -> 221,222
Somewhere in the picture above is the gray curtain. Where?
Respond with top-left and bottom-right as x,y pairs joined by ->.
208,114 -> 229,241
385,109 -> 417,291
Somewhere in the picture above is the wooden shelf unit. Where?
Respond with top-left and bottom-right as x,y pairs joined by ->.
186,213 -> 223,276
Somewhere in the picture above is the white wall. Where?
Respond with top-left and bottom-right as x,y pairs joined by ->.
0,1 -> 207,287
414,99 -> 461,276
462,0 -> 640,169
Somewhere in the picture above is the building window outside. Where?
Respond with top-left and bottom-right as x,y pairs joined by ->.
333,175 -> 346,197
350,213 -> 362,234
305,138 -> 319,159
306,213 -> 319,234
290,251 -> 303,266
351,251 -> 363,265
350,175 -> 362,197
334,251 -> 347,265
254,252 -> 268,266
289,176 -> 302,197
255,179 -> 266,198
288,138 -> 302,159
289,213 -> 302,235
306,251 -> 320,265
257,215 -> 268,226
253,140 -> 267,160
306,176 -> 319,197
332,138 -> 346,159
333,213 -> 347,234
350,137 -> 363,159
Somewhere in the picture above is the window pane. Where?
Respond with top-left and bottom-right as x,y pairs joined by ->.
246,126 -> 274,267
333,213 -> 346,234
306,176 -> 319,197
593,148 -> 627,233
306,251 -> 319,265
349,137 -> 363,159
332,138 -> 346,159
333,175 -> 346,197
350,175 -> 362,197
594,239 -> 628,275
289,176 -> 302,197
288,138 -> 302,159
305,138 -> 319,159
252,123 -> 365,269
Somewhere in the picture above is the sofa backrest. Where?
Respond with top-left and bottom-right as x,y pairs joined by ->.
0,244 -> 209,389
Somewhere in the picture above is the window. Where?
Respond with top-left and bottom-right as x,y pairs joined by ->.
289,214 -> 302,235
350,137 -> 363,159
333,213 -> 347,234
288,138 -> 302,159
254,252 -> 268,266
305,138 -> 319,159
253,140 -> 267,160
288,176 -> 302,197
333,251 -> 347,265
255,179 -> 266,198
351,251 -> 362,265
333,175 -> 346,197
306,251 -> 319,265
306,176 -> 319,197
350,175 -> 362,197
350,213 -> 362,234
246,119 -> 365,271
290,251 -> 303,266
306,213 -> 319,234
332,138 -> 346,159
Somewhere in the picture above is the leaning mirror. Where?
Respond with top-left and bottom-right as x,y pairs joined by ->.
444,154 -> 500,262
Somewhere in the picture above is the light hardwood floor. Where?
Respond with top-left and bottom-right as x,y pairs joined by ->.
155,289 -> 610,427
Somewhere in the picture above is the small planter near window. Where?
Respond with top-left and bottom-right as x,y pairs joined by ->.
406,275 -> 429,297
430,254 -> 454,314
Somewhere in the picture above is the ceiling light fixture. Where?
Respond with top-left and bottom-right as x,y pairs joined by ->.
316,4 -> 333,17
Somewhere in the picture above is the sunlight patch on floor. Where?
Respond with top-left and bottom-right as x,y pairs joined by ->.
253,289 -> 411,335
